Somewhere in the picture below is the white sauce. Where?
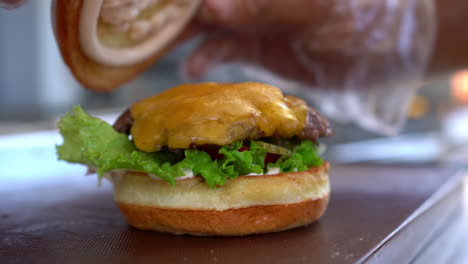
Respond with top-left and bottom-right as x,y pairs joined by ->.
104,167 -> 282,181
149,168 -> 194,181
247,167 -> 281,176
79,0 -> 200,66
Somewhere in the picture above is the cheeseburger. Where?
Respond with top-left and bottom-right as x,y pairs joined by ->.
57,82 -> 333,236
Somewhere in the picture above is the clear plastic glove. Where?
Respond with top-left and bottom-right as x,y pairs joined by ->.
0,0 -> 26,9
2,0 -> 435,135
186,0 -> 436,135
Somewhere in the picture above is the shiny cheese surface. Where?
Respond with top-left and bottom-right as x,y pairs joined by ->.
130,82 -> 308,152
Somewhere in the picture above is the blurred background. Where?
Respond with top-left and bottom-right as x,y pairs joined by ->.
0,0 -> 468,166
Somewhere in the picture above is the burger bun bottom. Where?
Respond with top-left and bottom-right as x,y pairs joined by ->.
109,163 -> 330,236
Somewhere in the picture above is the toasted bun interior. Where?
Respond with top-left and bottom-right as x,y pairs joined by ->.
109,163 -> 330,236
54,0 -> 196,92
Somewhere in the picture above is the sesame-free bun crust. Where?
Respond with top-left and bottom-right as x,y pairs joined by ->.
54,0 -> 194,92
110,163 -> 330,236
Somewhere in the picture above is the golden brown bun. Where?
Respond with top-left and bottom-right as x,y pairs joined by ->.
54,0 -> 194,92
109,163 -> 330,236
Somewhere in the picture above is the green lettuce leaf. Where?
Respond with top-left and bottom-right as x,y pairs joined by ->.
178,150 -> 224,187
56,106 -> 323,188
219,141 -> 265,177
56,105 -> 183,184
268,140 -> 323,173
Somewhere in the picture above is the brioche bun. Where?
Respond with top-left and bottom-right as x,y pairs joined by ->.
53,0 -> 198,92
109,162 -> 330,236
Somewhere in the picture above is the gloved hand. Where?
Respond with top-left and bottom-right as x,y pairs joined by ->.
185,0 -> 336,86
185,0 -> 435,135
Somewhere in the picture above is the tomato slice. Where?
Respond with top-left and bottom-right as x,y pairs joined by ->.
196,146 -> 223,160
264,153 -> 281,165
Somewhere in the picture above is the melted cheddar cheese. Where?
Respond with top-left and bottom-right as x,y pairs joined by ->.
130,82 -> 308,152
